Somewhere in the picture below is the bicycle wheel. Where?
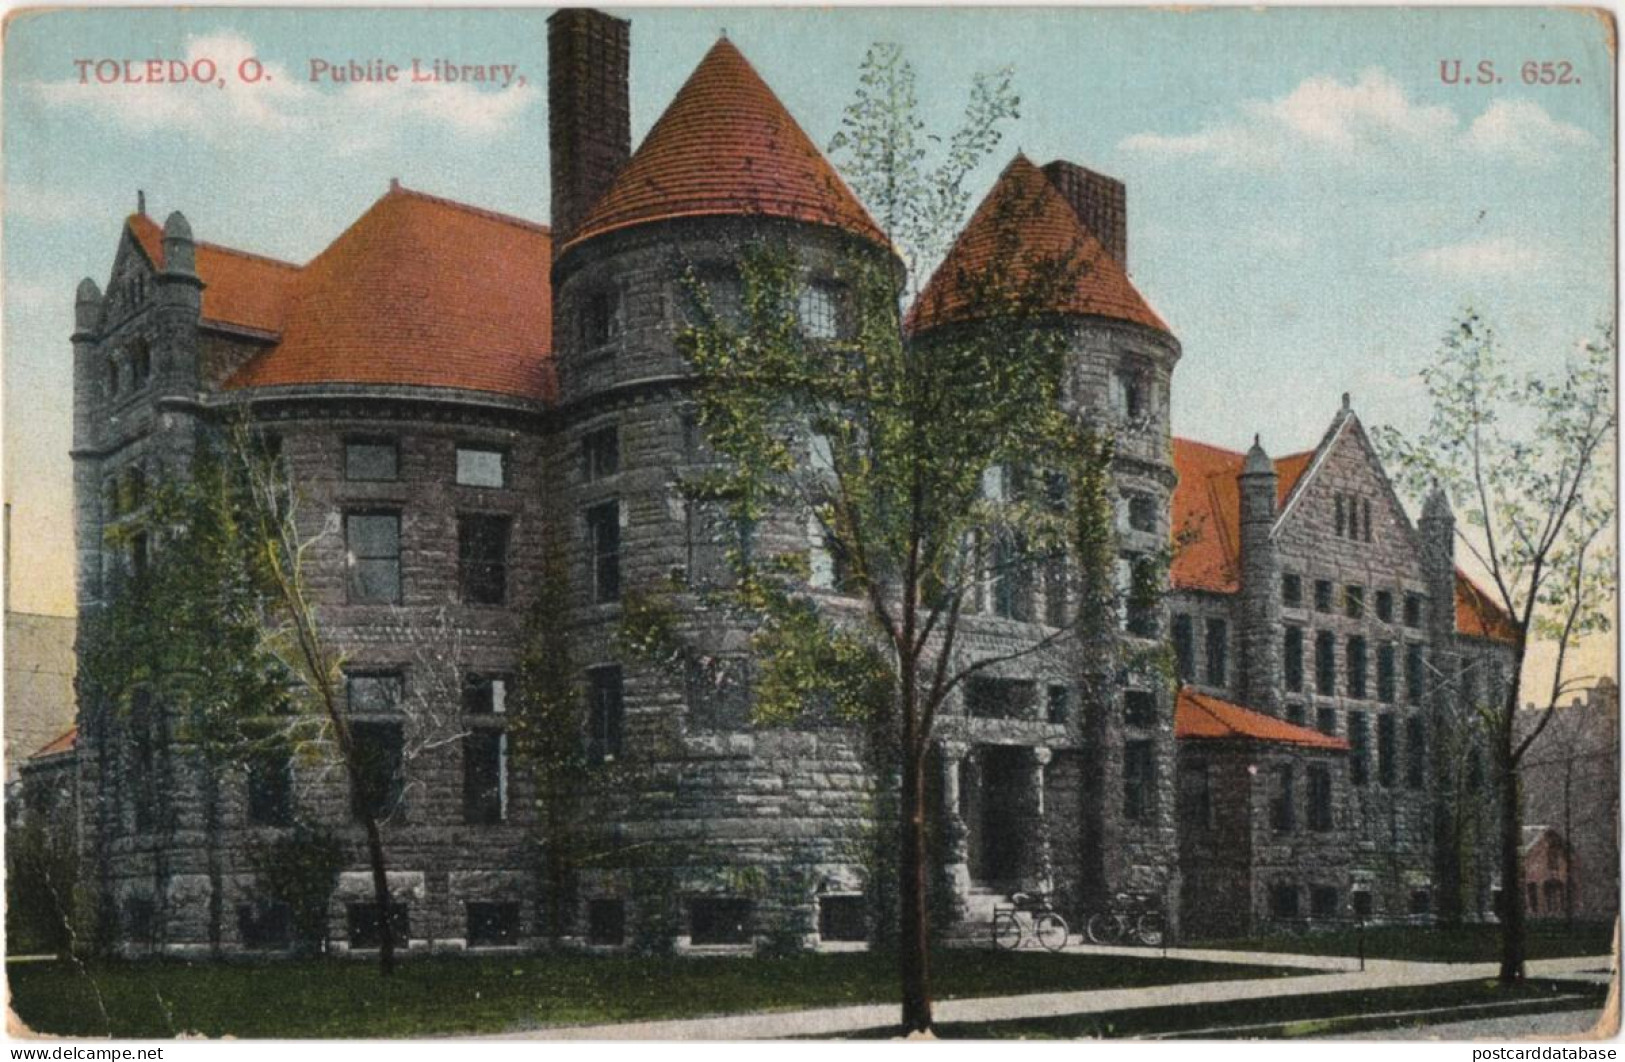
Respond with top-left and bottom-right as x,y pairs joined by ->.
993,912 -> 1022,951
1035,913 -> 1069,952
1135,912 -> 1166,948
1085,912 -> 1121,945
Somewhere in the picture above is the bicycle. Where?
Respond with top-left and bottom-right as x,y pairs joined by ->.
1084,892 -> 1165,947
992,891 -> 1070,952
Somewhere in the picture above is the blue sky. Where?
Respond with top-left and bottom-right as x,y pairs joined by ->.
3,5 -> 1614,690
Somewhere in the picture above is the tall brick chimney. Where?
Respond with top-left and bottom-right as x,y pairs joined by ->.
1042,160 -> 1127,269
548,8 -> 631,248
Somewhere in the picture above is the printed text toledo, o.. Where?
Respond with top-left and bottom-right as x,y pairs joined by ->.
72,57 -> 527,89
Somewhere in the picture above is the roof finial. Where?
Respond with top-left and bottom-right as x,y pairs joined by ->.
720,25 -> 728,39
1253,433 -> 1261,447
389,177 -> 401,193
1341,391 -> 1351,411
137,190 -> 146,215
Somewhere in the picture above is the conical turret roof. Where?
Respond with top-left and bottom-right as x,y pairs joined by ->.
907,154 -> 1168,335
561,38 -> 887,255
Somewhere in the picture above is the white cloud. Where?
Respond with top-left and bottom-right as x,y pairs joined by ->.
30,30 -> 535,150
1121,68 -> 1591,172
1462,99 -> 1594,165
1395,236 -> 1554,280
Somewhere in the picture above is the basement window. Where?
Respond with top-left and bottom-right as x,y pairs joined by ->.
467,902 -> 520,947
818,896 -> 867,943
690,898 -> 752,945
587,899 -> 626,946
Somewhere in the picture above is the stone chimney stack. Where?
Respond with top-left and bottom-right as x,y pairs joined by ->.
1238,435 -> 1281,714
1042,160 -> 1128,268
1420,484 -> 1457,650
549,8 -> 631,249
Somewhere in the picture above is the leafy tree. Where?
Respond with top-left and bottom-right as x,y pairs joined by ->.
1375,312 -> 1614,982
646,45 -> 1125,1032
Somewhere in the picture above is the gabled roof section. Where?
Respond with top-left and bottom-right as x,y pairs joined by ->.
1176,688 -> 1350,751
1169,438 -> 1310,594
31,725 -> 78,759
225,184 -> 554,401
1456,570 -> 1520,644
563,38 -> 886,255
906,154 -> 1169,335
127,213 -> 299,335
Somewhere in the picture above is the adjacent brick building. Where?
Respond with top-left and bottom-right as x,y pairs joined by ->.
59,9 -> 1525,956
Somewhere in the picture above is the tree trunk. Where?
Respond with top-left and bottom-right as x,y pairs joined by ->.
1498,734 -> 1525,983
898,745 -> 932,1033
362,814 -> 396,977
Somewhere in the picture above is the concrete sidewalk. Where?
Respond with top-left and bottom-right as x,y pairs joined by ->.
483,950 -> 1615,1040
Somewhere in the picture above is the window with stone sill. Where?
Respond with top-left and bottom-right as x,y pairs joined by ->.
586,665 -> 624,765
690,898 -> 753,945
1346,635 -> 1368,699
1317,706 -> 1337,736
1403,592 -> 1424,628
1308,765 -> 1333,832
1172,614 -> 1195,682
818,895 -> 867,943
1271,764 -> 1296,833
1315,630 -> 1336,696
463,673 -> 511,715
467,902 -> 520,947
1123,740 -> 1157,822
1123,688 -> 1156,727
1310,884 -> 1338,917
585,501 -> 621,604
1349,710 -> 1369,786
349,719 -> 404,822
1377,643 -> 1397,703
1344,584 -> 1364,619
1269,884 -> 1299,919
1180,760 -> 1214,830
246,745 -> 293,827
456,446 -> 507,489
1047,684 -> 1071,725
348,902 -> 409,950
462,730 -> 508,825
1111,366 -> 1149,422
1314,579 -> 1333,613
1286,703 -> 1306,726
580,288 -> 624,350
1375,590 -> 1394,622
588,899 -> 626,946
1204,617 -> 1228,686
1284,626 -> 1304,692
345,438 -> 398,482
1282,573 -> 1303,607
1376,713 -> 1396,788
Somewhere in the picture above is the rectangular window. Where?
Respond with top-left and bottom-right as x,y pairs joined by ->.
237,901 -> 292,949
1124,740 -> 1156,822
1180,760 -> 1214,830
1344,584 -> 1364,619
1334,494 -> 1345,537
455,446 -> 507,488
966,677 -> 1037,721
1377,643 -> 1397,703
1353,891 -> 1373,919
350,720 -> 404,821
1043,556 -> 1068,627
348,672 -> 404,714
1363,498 -> 1372,542
581,289 -> 623,348
1284,627 -> 1304,692
1282,573 -> 1303,607
1404,592 -> 1424,628
581,426 -> 620,481
1269,884 -> 1299,919
347,902 -> 409,950
1406,715 -> 1426,789
1308,765 -> 1333,831
462,731 -> 507,825
345,439 -> 398,481
1314,579 -> 1333,612
1046,685 -> 1071,725
587,666 -> 624,765
1316,706 -> 1337,736
1123,554 -> 1158,637
690,898 -> 752,945
1405,643 -> 1425,704
247,747 -> 293,827
1311,885 -> 1338,918
1376,590 -> 1394,622
587,899 -> 626,946
1123,689 -> 1156,727
1346,636 -> 1368,699
1410,889 -> 1432,916
1126,493 -> 1158,533
1204,618 -> 1228,686
1271,764 -> 1296,832
1172,614 -> 1194,682
687,657 -> 752,731
1349,711 -> 1369,786
818,896 -> 867,942
1377,713 -> 1396,788
345,512 -> 401,604
798,282 -> 842,340
1315,630 -> 1336,696
125,898 -> 156,944
993,534 -> 1034,622
1111,369 -> 1146,419
458,514 -> 511,606
1286,702 -> 1306,726
463,673 -> 510,716
466,902 -> 520,946
585,501 -> 621,604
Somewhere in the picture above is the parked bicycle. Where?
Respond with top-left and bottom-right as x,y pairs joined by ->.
992,891 -> 1070,952
1084,892 -> 1165,947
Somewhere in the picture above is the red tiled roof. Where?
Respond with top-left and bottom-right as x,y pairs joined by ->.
1169,438 -> 1310,594
31,725 -> 78,759
225,186 -> 554,401
563,38 -> 886,255
1456,570 -> 1520,644
1176,688 -> 1350,750
906,154 -> 1169,335
128,214 -> 299,335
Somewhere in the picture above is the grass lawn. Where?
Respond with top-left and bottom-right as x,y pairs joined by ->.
1197,921 -> 1616,964
922,978 -> 1610,1039
8,949 -> 1302,1038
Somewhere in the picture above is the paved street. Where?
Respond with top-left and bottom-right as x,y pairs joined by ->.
483,947 -> 1616,1040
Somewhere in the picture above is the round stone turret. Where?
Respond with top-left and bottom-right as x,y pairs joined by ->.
162,211 -> 197,277
74,278 -> 102,335
1237,434 -> 1281,714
